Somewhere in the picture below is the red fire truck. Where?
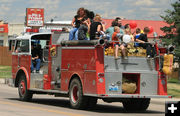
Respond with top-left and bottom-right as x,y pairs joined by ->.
9,32 -> 170,111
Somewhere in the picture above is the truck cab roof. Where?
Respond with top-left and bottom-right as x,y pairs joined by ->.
16,32 -> 52,40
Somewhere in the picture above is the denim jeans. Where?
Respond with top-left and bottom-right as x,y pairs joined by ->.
69,28 -> 78,40
140,43 -> 156,57
31,59 -> 41,71
78,25 -> 88,40
100,34 -> 110,40
146,45 -> 156,57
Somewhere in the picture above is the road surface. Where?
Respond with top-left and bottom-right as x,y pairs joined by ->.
0,84 -> 178,116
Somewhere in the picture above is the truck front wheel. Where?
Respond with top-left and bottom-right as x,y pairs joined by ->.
122,98 -> 150,111
18,75 -> 33,101
69,78 -> 88,109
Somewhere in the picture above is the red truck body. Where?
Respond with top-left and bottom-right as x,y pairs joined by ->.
10,32 -> 170,111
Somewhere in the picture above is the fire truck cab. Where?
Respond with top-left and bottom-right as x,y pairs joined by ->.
9,32 -> 170,111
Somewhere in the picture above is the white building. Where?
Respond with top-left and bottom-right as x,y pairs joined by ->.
7,21 -> 72,46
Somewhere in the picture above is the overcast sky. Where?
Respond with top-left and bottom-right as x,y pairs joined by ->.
0,0 -> 177,23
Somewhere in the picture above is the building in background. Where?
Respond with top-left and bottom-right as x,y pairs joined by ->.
0,21 -> 8,46
102,19 -> 169,39
39,21 -> 72,32
8,23 -> 25,36
8,21 -> 72,44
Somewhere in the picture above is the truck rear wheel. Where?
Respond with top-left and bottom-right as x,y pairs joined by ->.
18,75 -> 33,101
69,78 -> 88,109
122,98 -> 150,111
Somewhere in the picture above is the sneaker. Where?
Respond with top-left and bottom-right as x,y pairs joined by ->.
32,70 -> 36,73
36,70 -> 39,73
147,55 -> 151,58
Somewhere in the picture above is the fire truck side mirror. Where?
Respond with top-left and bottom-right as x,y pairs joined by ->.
9,40 -> 12,51
8,40 -> 16,52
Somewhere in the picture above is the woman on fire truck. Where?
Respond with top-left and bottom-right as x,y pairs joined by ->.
69,7 -> 90,40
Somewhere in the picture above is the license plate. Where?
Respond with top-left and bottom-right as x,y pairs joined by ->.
109,85 -> 119,91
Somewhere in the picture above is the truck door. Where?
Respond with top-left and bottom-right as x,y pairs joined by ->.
12,39 -> 31,78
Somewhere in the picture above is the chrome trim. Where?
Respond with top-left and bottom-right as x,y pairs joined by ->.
62,47 -> 95,49
84,93 -> 98,97
12,52 -> 31,55
84,70 -> 96,72
105,70 -> 158,74
104,56 -> 152,59
101,94 -> 171,98
61,69 -> 68,71
111,41 -> 155,44
121,63 -> 138,65
30,88 -> 68,94
83,93 -> 171,98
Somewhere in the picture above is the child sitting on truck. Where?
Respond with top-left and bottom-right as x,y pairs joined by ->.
134,28 -> 141,47
112,26 -> 123,59
121,24 -> 134,58
135,27 -> 156,58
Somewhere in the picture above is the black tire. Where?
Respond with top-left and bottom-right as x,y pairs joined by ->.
122,98 -> 150,112
69,78 -> 88,109
18,74 -> 33,101
86,97 -> 98,109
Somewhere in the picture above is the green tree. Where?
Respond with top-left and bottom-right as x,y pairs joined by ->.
161,0 -> 180,60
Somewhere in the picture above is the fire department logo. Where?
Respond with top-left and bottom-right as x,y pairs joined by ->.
165,101 -> 180,116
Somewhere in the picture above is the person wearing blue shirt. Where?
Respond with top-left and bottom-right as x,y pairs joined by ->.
134,28 -> 141,47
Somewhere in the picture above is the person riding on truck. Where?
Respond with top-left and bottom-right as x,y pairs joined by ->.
135,27 -> 156,58
31,42 -> 41,73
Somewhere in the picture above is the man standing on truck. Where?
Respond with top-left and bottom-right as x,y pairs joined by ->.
31,43 -> 41,73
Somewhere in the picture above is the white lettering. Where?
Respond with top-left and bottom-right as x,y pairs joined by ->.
27,13 -> 43,26
28,13 -> 43,21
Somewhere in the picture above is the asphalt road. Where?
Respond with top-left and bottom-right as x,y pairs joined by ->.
0,84 -> 177,116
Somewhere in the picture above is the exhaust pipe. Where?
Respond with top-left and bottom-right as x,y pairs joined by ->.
98,39 -> 105,45
61,39 -> 105,46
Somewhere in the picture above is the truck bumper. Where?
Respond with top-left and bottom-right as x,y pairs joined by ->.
85,93 -> 172,98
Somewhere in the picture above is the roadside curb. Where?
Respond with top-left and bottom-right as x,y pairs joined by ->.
151,98 -> 180,105
0,78 -> 5,84
0,78 -> 14,86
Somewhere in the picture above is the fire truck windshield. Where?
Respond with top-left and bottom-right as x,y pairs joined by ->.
14,39 -> 29,53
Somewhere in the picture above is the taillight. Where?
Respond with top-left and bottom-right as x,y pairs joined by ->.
98,73 -> 104,77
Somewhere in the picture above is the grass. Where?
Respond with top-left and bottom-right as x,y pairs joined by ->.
0,65 -> 12,78
167,78 -> 180,83
167,78 -> 180,98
